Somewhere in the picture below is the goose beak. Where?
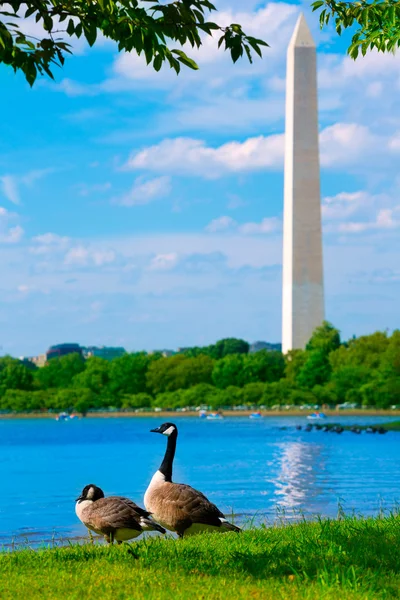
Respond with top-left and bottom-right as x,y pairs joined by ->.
150,427 -> 161,433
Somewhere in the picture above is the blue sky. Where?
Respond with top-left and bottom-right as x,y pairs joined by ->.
0,0 -> 399,357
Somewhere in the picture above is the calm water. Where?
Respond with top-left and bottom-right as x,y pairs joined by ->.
0,416 -> 399,546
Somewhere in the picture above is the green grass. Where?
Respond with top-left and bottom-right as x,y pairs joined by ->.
2,516 -> 400,599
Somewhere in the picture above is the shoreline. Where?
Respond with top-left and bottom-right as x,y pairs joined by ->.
1,409 -> 400,420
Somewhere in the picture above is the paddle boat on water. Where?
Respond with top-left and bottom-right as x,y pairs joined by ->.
249,412 -> 263,419
56,412 -> 79,421
206,412 -> 224,420
307,412 -> 327,420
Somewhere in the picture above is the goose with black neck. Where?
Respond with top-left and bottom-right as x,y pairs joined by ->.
144,422 -> 241,538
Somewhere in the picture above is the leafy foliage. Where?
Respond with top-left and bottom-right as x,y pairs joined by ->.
0,0 -> 268,85
0,323 -> 399,412
312,0 -> 400,58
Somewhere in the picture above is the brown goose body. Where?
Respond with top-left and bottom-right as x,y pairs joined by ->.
76,484 -> 166,544
144,423 -> 241,537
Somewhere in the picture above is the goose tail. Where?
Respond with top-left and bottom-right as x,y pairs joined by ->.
140,517 -> 166,534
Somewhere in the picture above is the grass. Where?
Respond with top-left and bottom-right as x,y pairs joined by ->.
2,515 -> 400,599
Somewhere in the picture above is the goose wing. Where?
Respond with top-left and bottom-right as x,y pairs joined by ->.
108,496 -> 152,518
85,497 -> 143,532
163,483 -> 225,528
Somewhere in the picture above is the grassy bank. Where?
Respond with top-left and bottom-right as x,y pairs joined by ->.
2,516 -> 400,599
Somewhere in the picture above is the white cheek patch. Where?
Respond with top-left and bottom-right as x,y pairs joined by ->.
163,426 -> 176,436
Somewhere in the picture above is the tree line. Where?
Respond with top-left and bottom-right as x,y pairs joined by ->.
0,323 -> 399,413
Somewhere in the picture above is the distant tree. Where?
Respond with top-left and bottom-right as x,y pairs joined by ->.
241,351 -> 285,385
121,393 -> 153,410
242,382 -> 265,405
147,354 -> 214,394
180,383 -> 217,407
214,338 -> 250,358
72,356 -> 110,396
211,354 -> 244,389
35,353 -> 85,389
306,322 -> 341,354
261,379 -> 292,407
109,352 -> 153,396
0,0 -> 268,85
0,389 -> 44,411
330,365 -> 371,401
379,330 -> 400,378
296,322 -> 341,389
284,349 -> 307,382
0,357 -> 33,395
330,331 -> 389,371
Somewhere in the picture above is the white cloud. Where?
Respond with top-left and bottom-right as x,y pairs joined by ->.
124,121 -> 396,178
64,245 -> 116,267
33,233 -> 70,245
0,176 -> 20,204
125,135 -> 284,178
322,191 -> 370,221
64,246 -> 89,266
0,207 -> 24,243
17,284 -> 30,294
0,169 -> 52,205
239,217 -> 281,235
206,216 -> 281,236
30,232 -> 70,255
0,225 -> 24,244
148,253 -> 179,271
338,207 -> 400,233
322,186 -> 400,235
206,216 -> 237,233
319,123 -> 379,168
114,176 -> 171,207
92,250 -> 116,266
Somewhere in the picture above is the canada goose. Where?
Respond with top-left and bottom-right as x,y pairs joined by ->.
75,484 -> 166,544
144,422 -> 241,538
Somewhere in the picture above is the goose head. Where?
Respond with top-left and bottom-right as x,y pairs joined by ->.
150,422 -> 177,437
76,484 -> 104,503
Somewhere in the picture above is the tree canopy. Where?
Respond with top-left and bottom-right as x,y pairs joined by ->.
312,0 -> 400,58
0,323 -> 399,413
0,0 -> 268,85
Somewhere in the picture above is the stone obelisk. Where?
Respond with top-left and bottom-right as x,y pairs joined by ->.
282,14 -> 324,354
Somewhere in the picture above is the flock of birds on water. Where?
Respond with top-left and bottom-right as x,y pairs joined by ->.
289,424 -> 389,435
75,422 -> 241,544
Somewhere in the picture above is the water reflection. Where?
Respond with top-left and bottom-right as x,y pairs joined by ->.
271,441 -> 325,513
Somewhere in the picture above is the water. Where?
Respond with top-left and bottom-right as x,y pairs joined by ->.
0,415 -> 399,547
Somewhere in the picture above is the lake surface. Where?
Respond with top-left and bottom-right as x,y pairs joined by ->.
0,415 -> 399,547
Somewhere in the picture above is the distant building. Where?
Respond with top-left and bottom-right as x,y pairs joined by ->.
46,343 -> 83,361
249,341 -> 282,353
31,354 -> 47,367
149,349 -> 176,358
83,346 -> 126,361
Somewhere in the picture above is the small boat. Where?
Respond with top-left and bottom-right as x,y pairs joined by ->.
249,412 -> 262,419
199,410 -> 207,419
307,412 -> 327,420
56,412 -> 70,421
206,413 -> 224,420
56,412 -> 79,421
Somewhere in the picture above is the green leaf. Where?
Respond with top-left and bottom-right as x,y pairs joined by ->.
171,49 -> 199,70
153,53 -> 162,71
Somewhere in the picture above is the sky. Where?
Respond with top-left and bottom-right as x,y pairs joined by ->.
0,0 -> 399,357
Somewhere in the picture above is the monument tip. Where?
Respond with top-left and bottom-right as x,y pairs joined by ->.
288,13 -> 315,49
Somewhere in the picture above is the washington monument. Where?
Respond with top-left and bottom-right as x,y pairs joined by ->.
282,14 -> 324,354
